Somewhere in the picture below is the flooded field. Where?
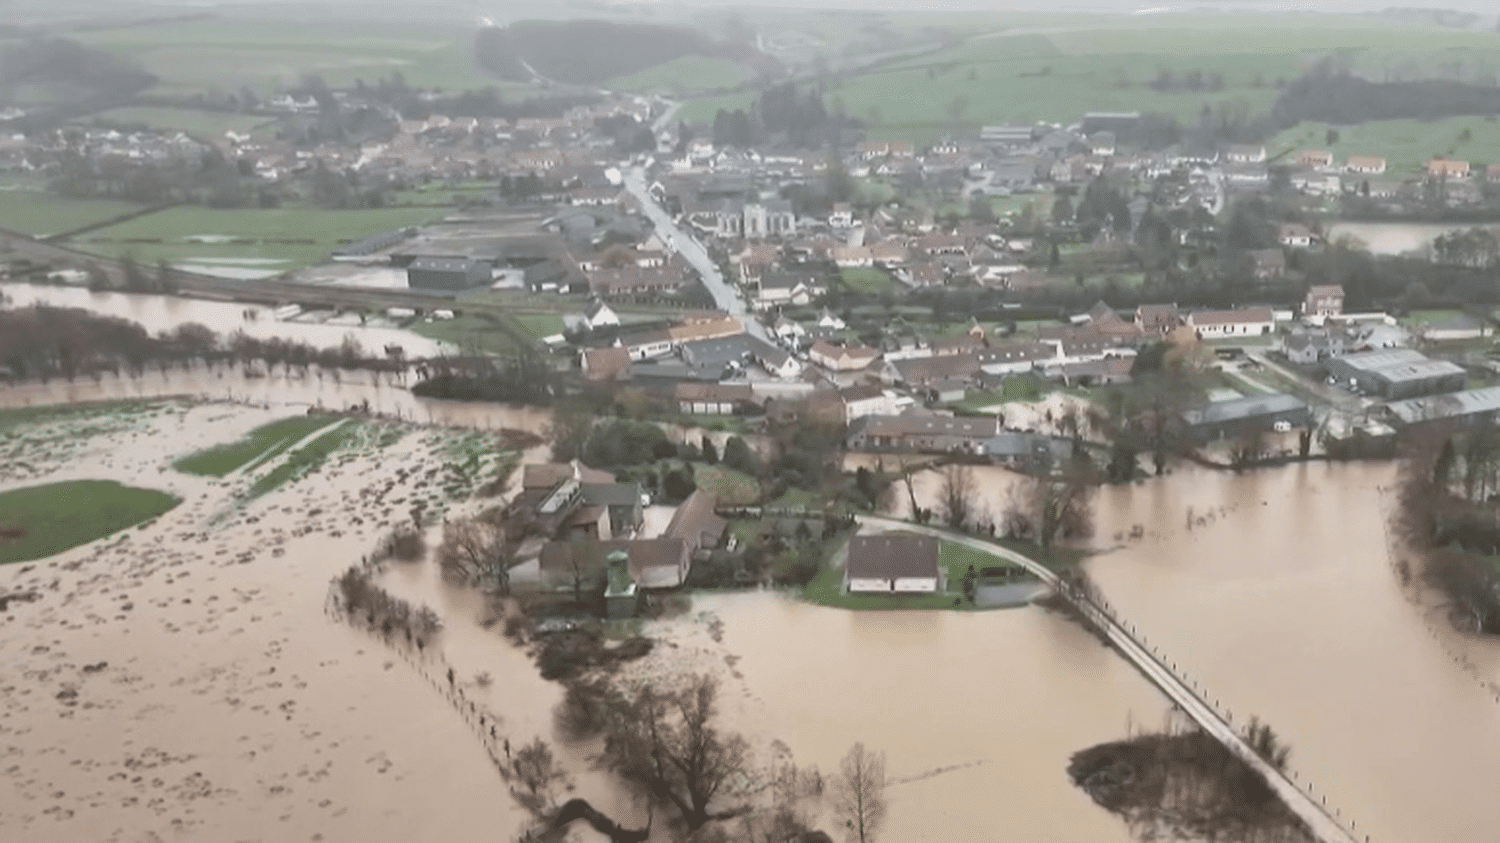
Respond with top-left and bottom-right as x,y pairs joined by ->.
6,386 -> 1500,841
0,283 -> 449,358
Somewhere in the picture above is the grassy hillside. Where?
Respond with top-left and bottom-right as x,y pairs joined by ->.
609,55 -> 758,96
1268,117 -> 1500,175
0,189 -> 151,238
476,19 -> 766,86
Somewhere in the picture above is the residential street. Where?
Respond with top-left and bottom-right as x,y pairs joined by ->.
623,166 -> 772,344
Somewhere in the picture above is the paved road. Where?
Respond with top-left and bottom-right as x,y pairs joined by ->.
856,515 -> 1363,843
1247,350 -> 1370,416
622,167 -> 771,344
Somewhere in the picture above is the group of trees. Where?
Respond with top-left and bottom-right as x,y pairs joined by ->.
436,510 -> 516,593
552,669 -> 889,841
330,562 -> 442,649
411,349 -> 557,405
708,83 -> 854,150
474,19 -> 764,87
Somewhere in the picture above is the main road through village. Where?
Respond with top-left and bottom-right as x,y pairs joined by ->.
857,515 -> 1365,843
623,166 -> 773,345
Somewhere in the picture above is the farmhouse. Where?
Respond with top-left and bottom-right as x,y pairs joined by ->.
1135,304 -> 1181,336
844,534 -> 941,594
1345,155 -> 1387,175
809,340 -> 880,371
839,383 -> 899,423
846,414 -> 1002,453
1186,307 -> 1275,339
1427,158 -> 1471,179
1303,285 -> 1344,319
1278,224 -> 1314,248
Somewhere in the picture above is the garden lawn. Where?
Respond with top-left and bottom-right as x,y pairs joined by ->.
840,266 -> 899,294
173,414 -> 340,477
510,312 -> 567,342
0,480 -> 179,564
0,190 -> 151,238
692,463 -> 760,506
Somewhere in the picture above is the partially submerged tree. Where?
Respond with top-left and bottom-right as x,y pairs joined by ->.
508,737 -> 571,816
436,516 -> 514,590
831,742 -> 887,843
936,464 -> 975,530
595,674 -> 751,831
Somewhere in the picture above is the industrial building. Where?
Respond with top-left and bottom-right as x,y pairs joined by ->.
1384,387 -> 1500,428
1180,394 -> 1311,443
405,256 -> 491,292
1325,349 -> 1467,400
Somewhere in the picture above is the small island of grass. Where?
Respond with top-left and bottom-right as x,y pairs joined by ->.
0,480 -> 180,564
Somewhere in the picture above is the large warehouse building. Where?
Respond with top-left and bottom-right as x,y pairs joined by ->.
1181,393 -> 1311,443
1384,387 -> 1500,428
1325,349 -> 1467,400
406,256 -> 492,292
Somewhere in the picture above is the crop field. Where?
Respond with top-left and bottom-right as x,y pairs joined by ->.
0,480 -> 179,564
86,107 -> 278,139
1269,117 -> 1500,175
0,190 -> 151,238
74,18 -> 504,96
72,206 -> 447,273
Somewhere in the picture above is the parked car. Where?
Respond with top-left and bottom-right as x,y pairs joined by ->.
1272,420 -> 1293,433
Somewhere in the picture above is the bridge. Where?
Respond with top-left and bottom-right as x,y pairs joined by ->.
857,515 -> 1366,843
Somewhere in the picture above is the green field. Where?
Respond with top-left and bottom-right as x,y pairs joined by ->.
693,463 -> 761,506
408,313 -> 526,355
72,205 -> 446,272
75,18 -> 504,97
609,55 -> 759,96
682,16 -> 1500,146
244,420 -> 360,500
1269,117 -> 1500,176
511,312 -> 567,342
0,189 -> 151,238
173,414 -> 340,477
0,480 -> 179,564
87,106 -> 277,139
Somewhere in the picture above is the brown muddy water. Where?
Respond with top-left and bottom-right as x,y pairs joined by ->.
0,282 -> 451,358
6,397 -> 1500,838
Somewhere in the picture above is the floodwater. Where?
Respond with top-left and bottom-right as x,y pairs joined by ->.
0,282 -> 450,358
8,372 -> 1500,839
1328,221 -> 1495,256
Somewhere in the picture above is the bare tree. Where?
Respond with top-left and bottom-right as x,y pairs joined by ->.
596,674 -> 750,831
508,737 -> 570,815
937,464 -> 975,530
832,742 -> 887,843
1006,455 -> 1097,550
436,517 -> 513,590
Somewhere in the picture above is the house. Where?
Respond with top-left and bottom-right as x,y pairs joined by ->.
829,203 -> 855,228
616,328 -> 674,360
847,414 -> 1004,454
832,246 -> 875,268
1249,249 -> 1286,279
563,481 -> 646,541
583,300 -> 620,330
1345,155 -> 1387,175
1134,304 -> 1181,336
930,334 -> 986,357
662,489 -> 728,552
678,335 -> 752,371
757,271 -> 819,308
1303,285 -> 1344,319
1427,158 -> 1471,179
749,337 -> 803,378
674,382 -> 755,415
668,316 -> 743,345
1180,394 -> 1311,443
1186,307 -> 1276,339
809,340 -> 880,371
890,353 -> 983,389
1290,169 -> 1342,196
1224,144 -> 1267,164
1281,331 -> 1350,365
844,534 -> 941,593
1278,224 -> 1314,248
582,346 -> 633,381
539,537 -> 692,595
586,266 -> 688,298
1296,150 -> 1335,169
736,243 -> 781,283
977,342 -> 1052,375
839,383 -> 898,423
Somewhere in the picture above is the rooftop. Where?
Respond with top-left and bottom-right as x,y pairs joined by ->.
1386,386 -> 1500,425
846,534 -> 939,581
1181,393 -> 1307,427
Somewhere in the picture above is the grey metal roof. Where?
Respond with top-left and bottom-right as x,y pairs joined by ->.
1181,393 -> 1307,427
1335,348 -> 1427,373
1386,387 -> 1500,424
1371,359 -> 1466,384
